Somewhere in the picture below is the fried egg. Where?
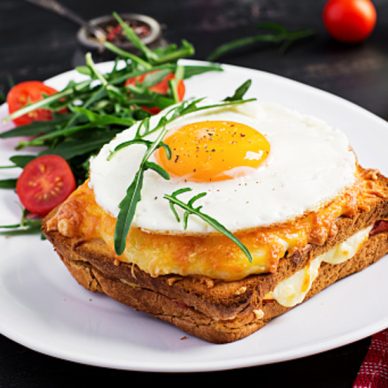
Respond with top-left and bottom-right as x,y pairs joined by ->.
89,100 -> 356,233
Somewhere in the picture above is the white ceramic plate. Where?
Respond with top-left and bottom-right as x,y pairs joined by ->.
0,61 -> 387,372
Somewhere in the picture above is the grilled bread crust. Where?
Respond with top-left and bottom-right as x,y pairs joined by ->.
45,230 -> 387,343
43,170 -> 388,343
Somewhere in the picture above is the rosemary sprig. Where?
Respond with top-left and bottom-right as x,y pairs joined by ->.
208,22 -> 314,61
164,188 -> 252,262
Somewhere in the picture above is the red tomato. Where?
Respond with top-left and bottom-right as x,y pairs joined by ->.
125,71 -> 185,114
16,155 -> 76,216
323,0 -> 377,43
7,81 -> 59,126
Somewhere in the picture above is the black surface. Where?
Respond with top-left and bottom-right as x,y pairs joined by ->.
1,0 -> 387,386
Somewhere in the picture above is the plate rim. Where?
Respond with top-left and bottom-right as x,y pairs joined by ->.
0,59 -> 387,372
0,310 -> 387,372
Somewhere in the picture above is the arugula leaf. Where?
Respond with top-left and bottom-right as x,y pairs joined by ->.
71,106 -> 134,126
142,69 -> 171,88
39,132 -> 116,160
113,13 -> 194,65
0,218 -> 41,236
104,41 -> 152,70
0,12 -> 227,229
183,64 -> 223,79
164,188 -> 252,262
16,123 -> 97,149
0,179 -> 17,189
0,116 -> 70,139
111,82 -> 255,255
10,155 -> 35,168
113,117 -> 172,255
113,12 -> 158,62
224,80 -> 252,102
7,80 -> 90,122
207,24 -> 314,61
114,170 -> 144,255
144,161 -> 170,180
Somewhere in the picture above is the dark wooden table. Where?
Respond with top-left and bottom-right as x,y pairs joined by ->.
0,0 -> 387,386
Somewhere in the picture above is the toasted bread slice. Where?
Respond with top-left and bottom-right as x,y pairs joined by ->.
43,169 -> 388,343
46,230 -> 387,343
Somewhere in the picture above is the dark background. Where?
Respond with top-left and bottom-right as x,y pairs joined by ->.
0,0 -> 387,386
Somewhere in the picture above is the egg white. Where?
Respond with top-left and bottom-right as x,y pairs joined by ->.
89,100 -> 356,234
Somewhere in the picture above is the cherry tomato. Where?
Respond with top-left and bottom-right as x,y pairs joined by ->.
125,71 -> 185,114
7,81 -> 60,126
16,155 -> 76,216
323,0 -> 377,43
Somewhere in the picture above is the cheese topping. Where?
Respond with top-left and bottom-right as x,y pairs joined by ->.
266,227 -> 372,307
46,168 -> 384,281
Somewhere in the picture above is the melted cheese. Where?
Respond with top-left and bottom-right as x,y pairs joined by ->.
46,168 -> 385,281
320,227 -> 372,264
266,227 -> 372,307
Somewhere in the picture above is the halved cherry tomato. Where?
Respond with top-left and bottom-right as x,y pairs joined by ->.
16,155 -> 76,216
323,0 -> 377,43
125,71 -> 185,114
7,81 -> 60,126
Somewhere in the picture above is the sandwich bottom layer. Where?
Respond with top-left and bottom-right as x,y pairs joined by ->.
52,231 -> 387,343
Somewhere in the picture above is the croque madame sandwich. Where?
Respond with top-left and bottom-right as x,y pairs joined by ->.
43,88 -> 388,343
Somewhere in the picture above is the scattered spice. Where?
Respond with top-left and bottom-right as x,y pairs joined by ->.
102,19 -> 152,44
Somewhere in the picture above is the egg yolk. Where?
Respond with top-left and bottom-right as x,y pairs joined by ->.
156,121 -> 270,182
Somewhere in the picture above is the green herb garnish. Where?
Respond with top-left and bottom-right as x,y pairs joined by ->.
0,178 -> 17,189
111,81 -> 255,256
164,188 -> 252,262
208,22 -> 314,61
224,79 -> 252,102
0,12 -> 223,234
0,211 -> 41,236
1,12 -> 222,188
